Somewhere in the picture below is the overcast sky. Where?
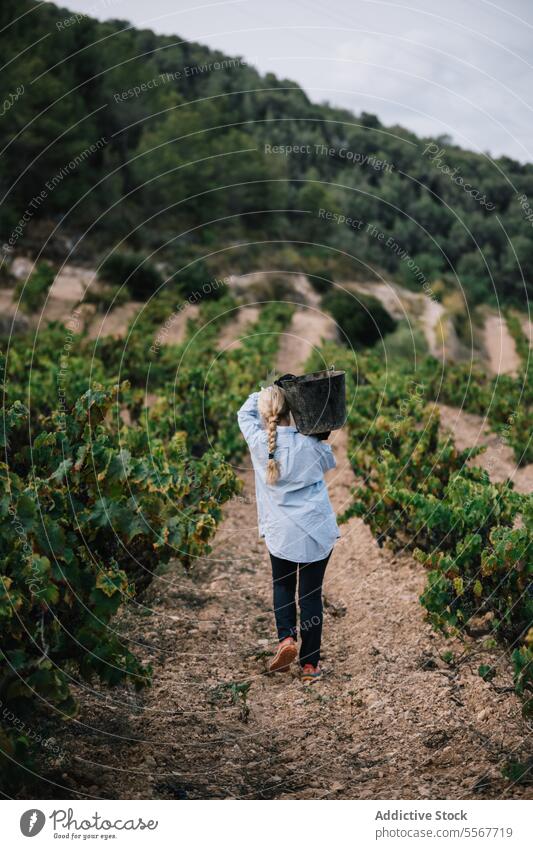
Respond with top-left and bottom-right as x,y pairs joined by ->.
59,0 -> 533,161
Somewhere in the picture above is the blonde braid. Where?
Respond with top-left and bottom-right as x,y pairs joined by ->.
266,414 -> 279,485
258,384 -> 290,486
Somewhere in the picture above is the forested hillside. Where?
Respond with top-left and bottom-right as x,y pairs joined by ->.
1,0 -> 533,305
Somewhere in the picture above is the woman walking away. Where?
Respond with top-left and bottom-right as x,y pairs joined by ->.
237,382 -> 339,683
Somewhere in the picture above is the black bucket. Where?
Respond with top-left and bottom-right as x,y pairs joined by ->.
279,369 -> 346,435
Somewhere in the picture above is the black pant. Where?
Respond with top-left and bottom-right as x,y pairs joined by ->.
268,550 -> 331,668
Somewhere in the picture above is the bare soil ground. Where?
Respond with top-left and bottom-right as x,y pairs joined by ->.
275,306 -> 338,368
150,303 -> 201,346
437,403 -> 533,494
1,264 -> 94,335
216,305 -> 260,351
35,307 -> 532,801
483,313 -> 520,377
87,302 -> 144,340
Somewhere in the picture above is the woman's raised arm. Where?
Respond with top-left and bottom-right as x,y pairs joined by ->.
237,391 -> 263,447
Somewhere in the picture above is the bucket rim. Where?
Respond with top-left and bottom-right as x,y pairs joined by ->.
278,369 -> 345,385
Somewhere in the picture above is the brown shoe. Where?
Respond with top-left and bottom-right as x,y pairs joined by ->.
269,637 -> 298,672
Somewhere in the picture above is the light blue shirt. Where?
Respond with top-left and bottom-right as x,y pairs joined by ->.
237,392 -> 340,562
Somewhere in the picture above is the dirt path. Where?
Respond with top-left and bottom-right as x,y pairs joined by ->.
437,403 -> 533,493
216,305 -> 260,351
276,308 -> 338,369
44,307 -> 531,802
87,301 -> 144,340
483,313 -> 520,377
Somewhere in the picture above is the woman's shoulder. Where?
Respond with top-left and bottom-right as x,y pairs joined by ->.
292,432 -> 330,455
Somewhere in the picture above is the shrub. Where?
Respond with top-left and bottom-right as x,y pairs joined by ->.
173,258 -> 224,301
84,283 -> 130,312
381,320 -> 428,362
307,270 -> 333,295
399,251 -> 444,292
168,257 -> 225,302
15,262 -> 55,314
248,274 -> 297,303
99,252 -> 163,300
323,289 -> 397,348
